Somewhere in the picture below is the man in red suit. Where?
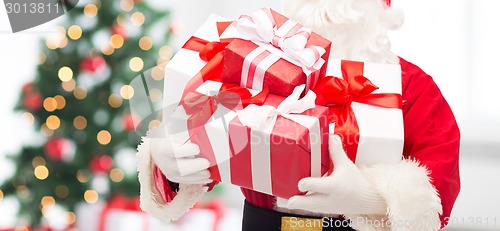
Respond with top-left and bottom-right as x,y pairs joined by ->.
136,0 -> 460,230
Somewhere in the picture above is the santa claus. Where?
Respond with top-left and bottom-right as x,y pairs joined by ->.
136,0 -> 460,230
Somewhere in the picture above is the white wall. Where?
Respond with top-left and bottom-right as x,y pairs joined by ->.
389,3 -> 500,229
392,0 -> 500,146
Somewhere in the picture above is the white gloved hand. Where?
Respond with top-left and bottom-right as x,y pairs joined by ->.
148,124 -> 212,185
287,135 -> 387,215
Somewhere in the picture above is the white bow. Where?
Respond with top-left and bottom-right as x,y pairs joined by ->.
237,84 -> 316,131
235,8 -> 326,74
236,84 -> 323,195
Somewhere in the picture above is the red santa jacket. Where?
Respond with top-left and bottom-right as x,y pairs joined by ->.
153,57 -> 461,228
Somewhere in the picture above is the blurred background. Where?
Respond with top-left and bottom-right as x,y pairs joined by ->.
0,0 -> 498,230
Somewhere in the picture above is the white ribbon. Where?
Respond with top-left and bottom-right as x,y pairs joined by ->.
235,8 -> 326,74
236,85 -> 323,195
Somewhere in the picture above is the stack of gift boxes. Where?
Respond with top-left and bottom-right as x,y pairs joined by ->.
161,8 -> 405,200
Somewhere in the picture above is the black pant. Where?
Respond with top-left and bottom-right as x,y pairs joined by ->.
242,200 -> 356,231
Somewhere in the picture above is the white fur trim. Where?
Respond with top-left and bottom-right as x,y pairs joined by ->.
345,159 -> 442,231
136,137 -> 207,222
381,7 -> 405,30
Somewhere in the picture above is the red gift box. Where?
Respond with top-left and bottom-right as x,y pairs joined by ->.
221,8 -> 332,97
170,81 -> 330,199
228,87 -> 330,198
176,81 -> 330,198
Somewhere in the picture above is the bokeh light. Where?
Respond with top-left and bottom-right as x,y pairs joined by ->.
68,25 -> 83,40
54,95 -> 66,110
129,57 -> 144,72
120,0 -> 134,12
58,67 -> 73,82
73,116 -> 88,130
34,166 -> 49,180
97,130 -> 112,145
40,124 -> 55,137
110,168 -> 125,182
56,185 -> 70,198
110,34 -> 124,49
131,12 -> 145,26
102,45 -> 115,56
149,120 -> 161,129
41,196 -> 56,208
84,4 -> 98,18
139,36 -> 153,50
84,190 -> 99,204
74,87 -> 88,100
159,46 -> 173,58
67,212 -> 77,225
38,52 -> 47,65
43,97 -> 57,112
32,156 -> 46,168
62,79 -> 76,92
149,88 -> 162,102
108,94 -> 123,108
76,170 -> 89,183
151,66 -> 164,81
120,85 -> 135,99
46,115 -> 61,130
22,112 -> 35,125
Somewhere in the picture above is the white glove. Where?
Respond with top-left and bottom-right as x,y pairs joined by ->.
148,124 -> 212,185
287,135 -> 387,215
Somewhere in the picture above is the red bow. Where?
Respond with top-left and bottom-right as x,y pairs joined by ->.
181,84 -> 268,130
313,60 -> 402,168
180,22 -> 234,95
180,83 -> 268,182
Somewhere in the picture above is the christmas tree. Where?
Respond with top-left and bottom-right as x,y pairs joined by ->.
0,0 -> 172,227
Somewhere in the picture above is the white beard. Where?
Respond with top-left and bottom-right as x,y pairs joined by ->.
283,0 -> 405,64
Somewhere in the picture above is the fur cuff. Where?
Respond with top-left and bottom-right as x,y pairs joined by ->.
345,159 -> 442,231
137,137 -> 207,222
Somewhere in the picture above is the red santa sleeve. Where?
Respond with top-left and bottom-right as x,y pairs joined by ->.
136,136 -> 218,222
400,57 -> 461,228
346,58 -> 460,231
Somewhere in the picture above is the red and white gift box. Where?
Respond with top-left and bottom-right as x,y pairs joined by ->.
220,8 -> 332,97
163,14 -> 233,120
166,81 -> 330,199
313,59 -> 404,168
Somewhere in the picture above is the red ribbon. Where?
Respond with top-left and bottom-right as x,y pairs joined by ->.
173,21 -> 248,182
180,22 -> 234,95
181,83 -> 268,182
98,195 -> 147,231
181,83 -> 269,130
313,60 -> 402,168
